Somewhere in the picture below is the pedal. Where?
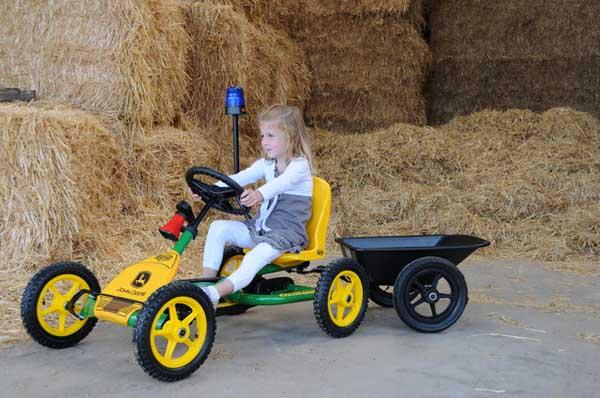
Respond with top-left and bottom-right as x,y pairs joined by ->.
295,264 -> 326,274
254,277 -> 294,294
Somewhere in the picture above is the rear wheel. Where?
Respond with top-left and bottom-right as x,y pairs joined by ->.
21,262 -> 100,348
393,257 -> 468,333
313,258 -> 368,338
133,281 -> 216,382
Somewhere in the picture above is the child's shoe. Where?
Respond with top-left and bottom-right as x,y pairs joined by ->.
200,286 -> 220,310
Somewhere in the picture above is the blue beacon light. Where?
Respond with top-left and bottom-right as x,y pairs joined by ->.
225,86 -> 246,115
225,86 -> 246,174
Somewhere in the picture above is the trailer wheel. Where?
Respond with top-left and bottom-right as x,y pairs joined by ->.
369,285 -> 394,307
393,256 -> 467,333
314,258 -> 368,338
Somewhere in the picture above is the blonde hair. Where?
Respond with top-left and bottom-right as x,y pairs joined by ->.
258,104 -> 315,173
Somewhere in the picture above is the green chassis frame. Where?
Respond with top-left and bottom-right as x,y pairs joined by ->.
78,229 -> 317,328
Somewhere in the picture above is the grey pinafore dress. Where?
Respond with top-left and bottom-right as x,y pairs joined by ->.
243,167 -> 312,253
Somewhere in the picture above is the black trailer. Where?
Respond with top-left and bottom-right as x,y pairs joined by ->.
336,235 -> 490,332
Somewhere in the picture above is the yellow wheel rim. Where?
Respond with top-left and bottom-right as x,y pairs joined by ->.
327,270 -> 364,327
36,274 -> 90,337
150,296 -> 207,369
217,255 -> 243,308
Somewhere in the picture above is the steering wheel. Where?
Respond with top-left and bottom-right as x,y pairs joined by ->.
185,166 -> 251,217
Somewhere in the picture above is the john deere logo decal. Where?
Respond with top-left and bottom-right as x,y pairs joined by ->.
131,271 -> 151,288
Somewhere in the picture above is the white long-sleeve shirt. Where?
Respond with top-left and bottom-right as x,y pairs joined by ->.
217,157 -> 313,231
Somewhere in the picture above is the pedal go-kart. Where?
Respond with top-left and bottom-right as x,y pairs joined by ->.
21,165 -> 342,382
21,87 -> 489,382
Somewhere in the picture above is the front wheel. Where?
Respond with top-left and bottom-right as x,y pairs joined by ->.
133,281 -> 216,382
393,256 -> 468,333
313,258 -> 368,338
21,262 -> 100,348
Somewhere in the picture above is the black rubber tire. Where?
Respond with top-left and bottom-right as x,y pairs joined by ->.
21,262 -> 100,349
393,256 -> 468,333
313,258 -> 369,338
215,246 -> 255,316
369,285 -> 394,307
133,281 -> 216,382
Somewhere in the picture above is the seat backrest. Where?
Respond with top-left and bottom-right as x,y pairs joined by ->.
305,176 -> 331,255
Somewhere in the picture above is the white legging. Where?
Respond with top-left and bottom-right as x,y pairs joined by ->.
203,220 -> 283,292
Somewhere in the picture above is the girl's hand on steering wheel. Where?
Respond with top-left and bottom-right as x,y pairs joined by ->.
188,187 -> 201,202
240,189 -> 263,207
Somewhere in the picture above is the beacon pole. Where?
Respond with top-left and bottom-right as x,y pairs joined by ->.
225,87 -> 246,174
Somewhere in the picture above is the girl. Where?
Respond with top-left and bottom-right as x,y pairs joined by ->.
190,105 -> 314,306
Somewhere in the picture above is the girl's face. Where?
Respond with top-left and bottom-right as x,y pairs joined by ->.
260,122 -> 288,160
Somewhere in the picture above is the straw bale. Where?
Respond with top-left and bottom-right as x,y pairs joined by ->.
209,1 -> 427,133
306,0 -> 416,16
311,107 -> 600,263
426,0 -> 600,124
0,0 -> 190,128
131,126 -> 220,208
183,2 -> 310,138
427,56 -> 600,124
302,0 -> 424,28
0,102 -> 129,268
224,0 -> 422,30
428,0 -> 600,59
216,0 -> 303,32
209,1 -> 428,133
296,14 -> 430,132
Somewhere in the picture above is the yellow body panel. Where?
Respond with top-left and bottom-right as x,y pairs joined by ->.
245,176 -> 332,268
100,250 -> 181,302
94,250 -> 181,325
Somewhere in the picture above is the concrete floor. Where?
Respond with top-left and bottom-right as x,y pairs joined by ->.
2,258 -> 599,398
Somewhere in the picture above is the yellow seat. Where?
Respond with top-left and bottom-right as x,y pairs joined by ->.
244,176 -> 331,268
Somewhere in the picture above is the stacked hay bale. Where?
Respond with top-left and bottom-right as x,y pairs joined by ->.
0,103 -> 130,268
225,0 -> 431,133
183,1 -> 310,141
298,11 -> 430,132
312,107 -> 600,265
0,0 -> 190,130
426,0 -> 600,124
